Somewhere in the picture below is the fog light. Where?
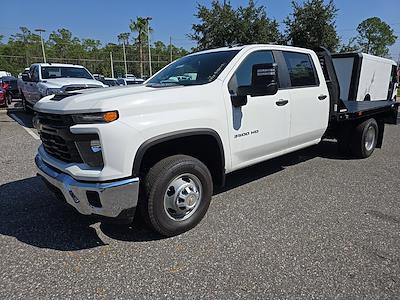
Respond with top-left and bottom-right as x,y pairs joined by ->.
90,140 -> 102,153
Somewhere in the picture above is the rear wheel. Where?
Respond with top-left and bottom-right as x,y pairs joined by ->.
351,118 -> 378,158
140,155 -> 213,236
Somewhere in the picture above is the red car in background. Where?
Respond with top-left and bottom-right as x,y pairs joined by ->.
0,86 -> 11,107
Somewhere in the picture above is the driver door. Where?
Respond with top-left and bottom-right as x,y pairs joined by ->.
224,50 -> 291,170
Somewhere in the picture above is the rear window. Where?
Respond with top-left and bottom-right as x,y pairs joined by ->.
283,52 -> 318,87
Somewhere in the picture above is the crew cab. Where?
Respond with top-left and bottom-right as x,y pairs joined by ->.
20,63 -> 106,112
33,45 -> 399,236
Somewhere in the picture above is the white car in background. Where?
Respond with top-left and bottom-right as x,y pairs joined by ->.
20,63 -> 106,112
0,71 -> 12,77
116,77 -> 145,86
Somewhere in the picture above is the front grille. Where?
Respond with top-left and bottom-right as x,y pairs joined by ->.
36,113 -> 83,163
64,86 -> 97,92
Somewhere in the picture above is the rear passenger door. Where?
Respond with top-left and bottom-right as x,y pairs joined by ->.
281,51 -> 329,147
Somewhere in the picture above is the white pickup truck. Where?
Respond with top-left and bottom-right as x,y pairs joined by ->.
20,63 -> 106,112
33,45 -> 399,236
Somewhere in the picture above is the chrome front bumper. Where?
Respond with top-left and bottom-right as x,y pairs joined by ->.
35,154 -> 139,220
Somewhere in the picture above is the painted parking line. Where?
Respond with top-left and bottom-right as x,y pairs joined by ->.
9,113 -> 40,140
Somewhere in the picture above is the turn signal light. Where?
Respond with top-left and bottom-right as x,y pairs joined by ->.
103,111 -> 119,122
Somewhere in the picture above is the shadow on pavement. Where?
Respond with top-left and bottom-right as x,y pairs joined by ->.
0,140 -> 352,250
217,140 -> 353,194
0,176 -> 163,251
7,109 -> 34,128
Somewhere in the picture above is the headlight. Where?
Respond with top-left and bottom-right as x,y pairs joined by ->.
46,88 -> 63,95
72,111 -> 119,124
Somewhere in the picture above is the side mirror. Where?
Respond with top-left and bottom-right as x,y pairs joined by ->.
230,63 -> 279,107
22,73 -> 30,82
248,63 -> 278,97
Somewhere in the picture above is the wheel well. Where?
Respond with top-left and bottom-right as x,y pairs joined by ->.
334,116 -> 385,148
134,132 -> 225,187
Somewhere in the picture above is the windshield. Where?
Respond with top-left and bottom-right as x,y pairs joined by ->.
147,50 -> 239,87
103,79 -> 117,86
41,67 -> 93,79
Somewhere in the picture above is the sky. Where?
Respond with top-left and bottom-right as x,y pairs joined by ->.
0,0 -> 399,60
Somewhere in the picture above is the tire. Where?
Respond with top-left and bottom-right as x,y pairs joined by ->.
351,118 -> 378,158
21,94 -> 32,113
140,155 -> 213,237
6,93 -> 12,105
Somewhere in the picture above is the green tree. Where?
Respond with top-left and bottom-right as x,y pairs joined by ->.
129,17 -> 152,77
47,28 -> 83,60
8,27 -> 41,66
0,26 -> 188,77
190,0 -> 280,50
355,17 -> 397,57
339,40 -> 359,53
236,0 -> 281,45
284,0 -> 339,51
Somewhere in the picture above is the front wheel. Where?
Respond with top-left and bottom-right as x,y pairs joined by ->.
21,94 -> 32,113
6,93 -> 12,105
140,155 -> 213,236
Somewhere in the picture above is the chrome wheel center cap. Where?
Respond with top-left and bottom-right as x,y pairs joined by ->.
186,193 -> 197,207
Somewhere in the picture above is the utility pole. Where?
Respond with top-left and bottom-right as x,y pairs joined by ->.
35,28 -> 46,63
122,40 -> 128,76
170,36 -> 173,62
144,17 -> 153,76
110,52 -> 114,78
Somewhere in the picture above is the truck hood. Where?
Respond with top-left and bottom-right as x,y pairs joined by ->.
40,78 -> 105,88
33,84 -> 193,114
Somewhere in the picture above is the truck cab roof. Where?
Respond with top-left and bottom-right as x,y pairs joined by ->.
31,63 -> 86,68
192,44 -> 317,56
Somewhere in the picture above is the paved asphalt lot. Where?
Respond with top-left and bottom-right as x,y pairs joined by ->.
1,100 -> 400,299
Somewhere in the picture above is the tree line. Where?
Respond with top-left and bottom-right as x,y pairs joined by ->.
0,19 -> 188,77
0,0 -> 398,77
191,0 -> 397,57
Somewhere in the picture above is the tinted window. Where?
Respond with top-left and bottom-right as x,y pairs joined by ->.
32,66 -> 39,82
283,52 -> 318,87
147,50 -> 239,87
228,51 -> 274,94
104,79 -> 117,86
41,67 -> 93,79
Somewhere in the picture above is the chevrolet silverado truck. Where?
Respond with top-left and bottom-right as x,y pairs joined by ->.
20,63 -> 106,112
33,45 -> 399,236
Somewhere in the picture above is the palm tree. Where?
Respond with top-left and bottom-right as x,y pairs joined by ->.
129,17 -> 152,78
117,32 -> 130,76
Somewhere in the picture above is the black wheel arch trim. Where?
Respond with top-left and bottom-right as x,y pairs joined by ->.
132,128 -> 226,185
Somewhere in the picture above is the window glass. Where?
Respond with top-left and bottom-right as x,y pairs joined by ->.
31,66 -> 39,82
391,66 -> 398,84
147,50 -> 239,87
283,52 -> 318,87
41,67 -> 93,79
228,51 -> 274,95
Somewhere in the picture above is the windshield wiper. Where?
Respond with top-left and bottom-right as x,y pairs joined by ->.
147,82 -> 184,88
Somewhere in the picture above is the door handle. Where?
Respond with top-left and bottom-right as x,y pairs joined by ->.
275,99 -> 289,106
318,94 -> 328,100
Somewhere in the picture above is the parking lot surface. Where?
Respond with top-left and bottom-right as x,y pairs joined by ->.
1,102 -> 400,299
